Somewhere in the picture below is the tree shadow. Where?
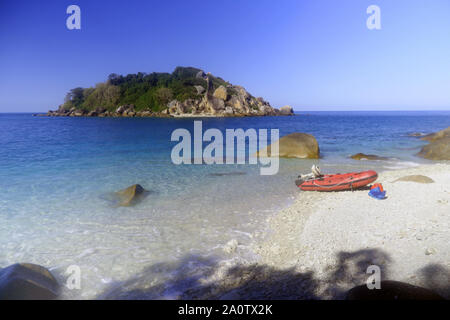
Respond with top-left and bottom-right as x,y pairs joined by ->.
320,249 -> 391,298
96,248 -> 428,300
417,264 -> 450,298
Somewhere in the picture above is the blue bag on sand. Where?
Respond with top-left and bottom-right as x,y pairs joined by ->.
368,183 -> 386,200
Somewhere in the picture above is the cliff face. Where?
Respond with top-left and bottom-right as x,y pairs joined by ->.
43,67 -> 293,118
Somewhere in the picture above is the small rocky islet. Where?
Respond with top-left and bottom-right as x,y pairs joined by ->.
37,66 -> 294,118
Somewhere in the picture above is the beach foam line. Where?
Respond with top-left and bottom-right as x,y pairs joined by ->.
383,160 -> 422,170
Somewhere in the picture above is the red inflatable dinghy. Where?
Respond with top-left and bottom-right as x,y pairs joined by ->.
297,170 -> 378,192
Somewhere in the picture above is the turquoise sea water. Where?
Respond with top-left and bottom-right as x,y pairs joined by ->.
0,111 -> 449,298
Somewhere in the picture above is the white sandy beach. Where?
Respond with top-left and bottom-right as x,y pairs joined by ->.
251,163 -> 450,299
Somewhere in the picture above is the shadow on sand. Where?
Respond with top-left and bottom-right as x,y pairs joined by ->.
95,248 -> 449,300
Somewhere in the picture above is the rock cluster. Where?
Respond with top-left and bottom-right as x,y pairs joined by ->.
43,105 -> 170,118
350,153 -> 389,161
155,76 -> 285,117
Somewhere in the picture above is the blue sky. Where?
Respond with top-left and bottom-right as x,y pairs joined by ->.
1,0 -> 450,112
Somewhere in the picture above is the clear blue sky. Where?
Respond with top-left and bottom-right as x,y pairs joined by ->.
1,0 -> 450,112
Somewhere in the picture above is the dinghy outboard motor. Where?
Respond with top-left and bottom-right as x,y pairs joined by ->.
295,165 -> 322,187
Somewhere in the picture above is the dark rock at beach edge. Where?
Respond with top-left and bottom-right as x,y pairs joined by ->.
0,263 -> 60,300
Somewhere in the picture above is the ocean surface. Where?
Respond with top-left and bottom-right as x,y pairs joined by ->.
0,111 -> 449,299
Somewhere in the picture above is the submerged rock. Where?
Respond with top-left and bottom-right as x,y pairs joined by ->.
346,280 -> 444,300
115,184 -> 148,207
350,153 -> 389,161
408,132 -> 426,137
208,172 -> 247,177
0,263 -> 60,300
395,175 -> 434,184
223,239 -> 239,254
256,132 -> 320,159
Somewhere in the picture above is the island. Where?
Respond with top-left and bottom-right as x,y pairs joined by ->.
40,67 -> 294,118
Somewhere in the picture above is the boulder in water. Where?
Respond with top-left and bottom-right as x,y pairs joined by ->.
350,153 -> 389,161
418,138 -> 450,160
279,105 -> 294,116
256,132 -> 320,159
0,263 -> 60,300
115,184 -> 148,207
395,175 -> 434,184
420,126 -> 450,142
346,280 -> 444,300
209,172 -> 246,177
417,127 -> 450,160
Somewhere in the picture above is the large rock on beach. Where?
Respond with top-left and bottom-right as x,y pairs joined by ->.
395,175 -> 434,184
115,184 -> 148,207
256,132 -> 320,159
350,153 -> 389,161
0,263 -> 60,300
346,280 -> 444,300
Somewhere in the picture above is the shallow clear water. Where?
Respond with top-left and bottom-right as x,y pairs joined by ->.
0,111 -> 448,298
